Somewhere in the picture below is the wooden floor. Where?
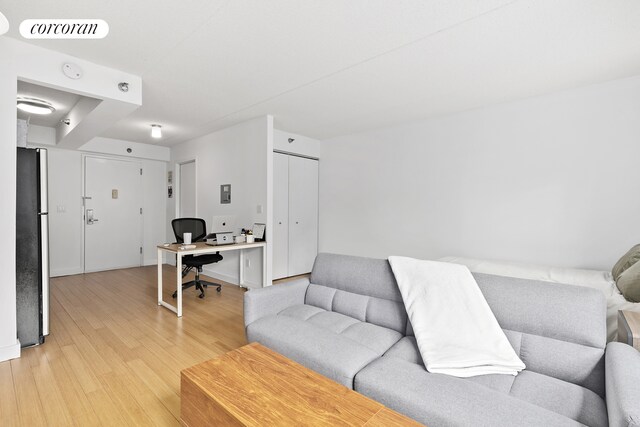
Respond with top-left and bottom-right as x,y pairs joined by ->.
0,265 -> 249,426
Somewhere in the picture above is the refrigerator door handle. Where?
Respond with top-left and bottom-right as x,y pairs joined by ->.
38,148 -> 48,213
41,211 -> 49,336
38,148 -> 50,337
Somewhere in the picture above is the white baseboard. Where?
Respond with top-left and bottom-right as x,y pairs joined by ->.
158,263 -> 261,288
0,339 -> 21,362
201,267 -> 261,288
201,268 -> 239,286
50,267 -> 83,277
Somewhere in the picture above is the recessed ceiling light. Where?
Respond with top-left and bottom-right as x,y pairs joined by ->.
17,97 -> 55,115
0,12 -> 9,36
151,124 -> 162,138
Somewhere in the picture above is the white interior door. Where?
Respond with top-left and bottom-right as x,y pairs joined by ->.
288,156 -> 319,276
84,157 -> 142,272
179,160 -> 196,218
273,153 -> 289,280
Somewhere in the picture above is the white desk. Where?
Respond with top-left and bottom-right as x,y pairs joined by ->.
157,241 -> 267,317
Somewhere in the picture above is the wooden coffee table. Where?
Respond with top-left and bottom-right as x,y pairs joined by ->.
181,342 -> 424,426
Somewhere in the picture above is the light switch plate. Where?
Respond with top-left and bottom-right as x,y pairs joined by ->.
220,184 -> 231,204
112,189 -> 118,199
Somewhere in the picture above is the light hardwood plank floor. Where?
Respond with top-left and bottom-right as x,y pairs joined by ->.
0,265 -> 251,426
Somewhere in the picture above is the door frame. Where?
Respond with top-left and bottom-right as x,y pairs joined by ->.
81,153 -> 144,273
174,158 -> 197,219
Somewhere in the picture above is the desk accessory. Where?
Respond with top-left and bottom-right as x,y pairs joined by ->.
253,223 -> 266,241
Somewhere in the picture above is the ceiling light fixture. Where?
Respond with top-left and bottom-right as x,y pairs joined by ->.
0,12 -> 9,36
17,97 -> 55,115
151,124 -> 162,138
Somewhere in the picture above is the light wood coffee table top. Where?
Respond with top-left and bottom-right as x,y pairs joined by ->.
181,342 -> 424,426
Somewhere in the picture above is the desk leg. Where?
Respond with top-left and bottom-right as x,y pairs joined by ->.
262,245 -> 267,287
176,253 -> 183,317
239,249 -> 245,288
157,248 -> 163,305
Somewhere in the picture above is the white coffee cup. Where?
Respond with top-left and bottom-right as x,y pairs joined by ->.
183,232 -> 192,244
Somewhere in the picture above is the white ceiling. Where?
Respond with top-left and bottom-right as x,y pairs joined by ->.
17,80 -> 81,127
3,0 -> 640,146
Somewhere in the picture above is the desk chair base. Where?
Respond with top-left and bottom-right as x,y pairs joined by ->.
172,265 -> 222,299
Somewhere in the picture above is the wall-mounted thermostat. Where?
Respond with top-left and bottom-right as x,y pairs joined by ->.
220,184 -> 231,204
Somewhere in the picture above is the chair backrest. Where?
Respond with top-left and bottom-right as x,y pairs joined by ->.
172,218 -> 207,243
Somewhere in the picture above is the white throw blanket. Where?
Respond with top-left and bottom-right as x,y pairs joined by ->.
388,256 -> 525,377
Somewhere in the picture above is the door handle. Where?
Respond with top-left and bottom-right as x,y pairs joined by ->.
86,209 -> 99,225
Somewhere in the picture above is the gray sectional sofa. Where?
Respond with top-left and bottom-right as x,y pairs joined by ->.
244,253 -> 640,427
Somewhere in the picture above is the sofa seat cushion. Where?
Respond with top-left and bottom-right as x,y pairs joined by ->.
355,357 -> 590,427
510,371 -> 606,427
245,304 -> 403,388
375,337 -> 607,427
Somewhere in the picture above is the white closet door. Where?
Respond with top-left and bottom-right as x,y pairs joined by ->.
273,153 -> 290,280
288,155 -> 319,276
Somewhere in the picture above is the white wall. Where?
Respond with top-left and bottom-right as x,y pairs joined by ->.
274,129 -> 320,158
168,116 -> 273,287
27,124 -> 56,146
141,159 -> 169,266
0,36 -> 141,362
0,42 -> 20,361
47,148 -> 83,276
320,75 -> 640,270
79,137 -> 170,162
42,145 -> 167,276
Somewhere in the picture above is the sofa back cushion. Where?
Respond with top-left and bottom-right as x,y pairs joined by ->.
473,272 -> 607,396
310,253 -> 403,300
473,273 -> 606,349
308,253 -> 409,333
309,253 -> 608,396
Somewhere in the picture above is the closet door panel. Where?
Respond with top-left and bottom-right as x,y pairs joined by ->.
273,153 -> 289,280
288,156 -> 319,276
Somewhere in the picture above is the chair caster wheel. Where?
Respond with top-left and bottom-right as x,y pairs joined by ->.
198,293 -> 205,299
172,291 -> 177,298
217,286 -> 222,293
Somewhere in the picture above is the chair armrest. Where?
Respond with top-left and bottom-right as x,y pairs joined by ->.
243,277 -> 310,327
606,342 -> 640,427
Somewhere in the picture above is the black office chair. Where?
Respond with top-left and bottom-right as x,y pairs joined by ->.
171,218 -> 223,299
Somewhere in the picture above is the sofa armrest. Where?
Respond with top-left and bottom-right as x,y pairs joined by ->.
243,277 -> 310,327
606,342 -> 640,427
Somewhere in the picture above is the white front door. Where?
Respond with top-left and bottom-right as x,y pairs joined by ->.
84,156 -> 142,272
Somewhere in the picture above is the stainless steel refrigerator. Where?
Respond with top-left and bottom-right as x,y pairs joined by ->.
16,147 -> 49,347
